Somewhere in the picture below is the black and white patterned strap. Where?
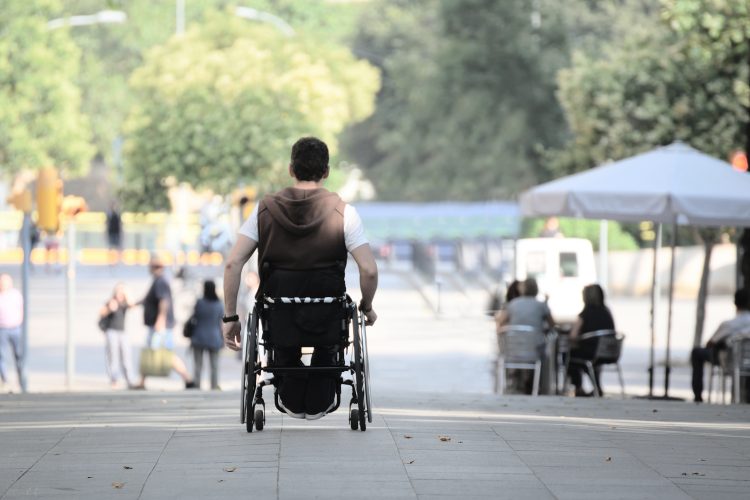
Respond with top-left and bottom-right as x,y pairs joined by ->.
263,295 -> 347,305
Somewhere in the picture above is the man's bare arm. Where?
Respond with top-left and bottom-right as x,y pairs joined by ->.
155,298 -> 169,331
222,235 -> 258,350
350,244 -> 378,325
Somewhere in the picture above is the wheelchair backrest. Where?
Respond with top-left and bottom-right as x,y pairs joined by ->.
259,264 -> 350,348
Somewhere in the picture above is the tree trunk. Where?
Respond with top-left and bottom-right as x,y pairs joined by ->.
693,232 -> 716,348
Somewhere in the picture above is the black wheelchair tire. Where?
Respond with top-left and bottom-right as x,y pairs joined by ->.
254,408 -> 264,431
352,308 -> 367,432
350,408 -> 359,431
245,391 -> 254,433
243,310 -> 258,433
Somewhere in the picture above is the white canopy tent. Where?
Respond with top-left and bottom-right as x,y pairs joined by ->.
520,142 -> 750,398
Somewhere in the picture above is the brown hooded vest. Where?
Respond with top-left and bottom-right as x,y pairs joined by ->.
257,187 -> 347,272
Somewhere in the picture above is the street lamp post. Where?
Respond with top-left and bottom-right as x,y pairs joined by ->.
44,10 -> 127,390
47,10 -> 127,30
234,6 -> 295,37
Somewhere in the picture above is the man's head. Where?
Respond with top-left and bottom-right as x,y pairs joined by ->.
290,137 -> 329,182
522,278 -> 538,297
149,255 -> 165,277
734,288 -> 750,311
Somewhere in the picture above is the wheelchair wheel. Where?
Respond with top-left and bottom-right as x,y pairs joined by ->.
242,309 -> 259,433
352,308 -> 367,432
254,408 -> 265,431
349,408 -> 359,431
360,311 -> 373,424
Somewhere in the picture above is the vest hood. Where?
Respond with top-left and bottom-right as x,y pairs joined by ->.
262,187 -> 342,236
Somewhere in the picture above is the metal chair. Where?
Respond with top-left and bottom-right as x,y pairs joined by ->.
496,325 -> 544,396
707,350 -> 732,404
567,329 -> 625,398
730,334 -> 750,404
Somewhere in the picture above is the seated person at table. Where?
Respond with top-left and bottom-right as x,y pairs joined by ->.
495,278 -> 554,394
495,278 -> 554,344
690,288 -> 750,403
567,284 -> 615,397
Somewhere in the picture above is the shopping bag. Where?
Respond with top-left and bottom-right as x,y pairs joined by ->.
139,348 -> 173,377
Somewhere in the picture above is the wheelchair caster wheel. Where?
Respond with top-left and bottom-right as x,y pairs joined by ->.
254,408 -> 265,431
350,408 -> 359,431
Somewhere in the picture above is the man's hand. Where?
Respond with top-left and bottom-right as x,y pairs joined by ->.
223,322 -> 242,351
362,308 -> 377,326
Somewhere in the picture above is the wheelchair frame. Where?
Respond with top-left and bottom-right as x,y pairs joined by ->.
240,295 -> 372,432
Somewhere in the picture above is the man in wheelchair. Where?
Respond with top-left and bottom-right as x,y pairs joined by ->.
222,137 -> 378,421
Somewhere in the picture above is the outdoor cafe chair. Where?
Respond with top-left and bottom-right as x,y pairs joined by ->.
496,325 -> 543,396
707,349 -> 732,405
730,333 -> 750,405
567,329 -> 625,398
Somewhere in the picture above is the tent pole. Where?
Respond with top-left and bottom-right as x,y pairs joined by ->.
648,223 -> 662,398
664,221 -> 677,398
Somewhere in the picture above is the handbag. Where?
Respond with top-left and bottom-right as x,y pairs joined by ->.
183,314 -> 197,338
139,347 -> 173,377
98,313 -> 112,332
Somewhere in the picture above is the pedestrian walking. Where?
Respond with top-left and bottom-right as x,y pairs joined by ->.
99,283 -> 136,389
190,280 -> 224,390
132,255 -> 195,389
106,202 -> 123,263
0,274 -> 26,392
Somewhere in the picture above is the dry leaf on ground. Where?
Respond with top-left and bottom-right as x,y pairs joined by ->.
112,482 -> 125,489
224,467 -> 237,472
123,466 -> 133,470
438,436 -> 451,442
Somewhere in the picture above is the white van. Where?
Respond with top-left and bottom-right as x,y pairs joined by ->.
513,237 -> 597,325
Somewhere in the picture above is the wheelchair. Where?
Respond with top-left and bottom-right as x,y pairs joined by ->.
240,264 -> 372,432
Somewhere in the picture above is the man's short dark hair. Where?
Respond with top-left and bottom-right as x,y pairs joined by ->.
523,278 -> 538,297
735,288 -> 750,310
291,137 -> 329,182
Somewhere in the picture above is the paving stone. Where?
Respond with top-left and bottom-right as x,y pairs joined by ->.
1,391 -> 749,499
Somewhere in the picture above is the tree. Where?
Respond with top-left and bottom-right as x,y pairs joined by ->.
56,0 -> 366,163
552,0 -> 749,347
343,0 -> 574,201
122,11 -> 378,210
664,0 -> 750,292
0,0 -> 93,177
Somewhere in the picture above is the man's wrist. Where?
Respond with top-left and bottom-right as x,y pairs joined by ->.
222,314 -> 240,323
359,302 -> 372,313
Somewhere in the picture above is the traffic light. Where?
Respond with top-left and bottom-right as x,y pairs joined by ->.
36,168 -> 63,232
6,189 -> 32,213
731,150 -> 748,172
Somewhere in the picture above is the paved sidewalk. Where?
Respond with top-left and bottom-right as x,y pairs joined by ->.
1,392 -> 748,499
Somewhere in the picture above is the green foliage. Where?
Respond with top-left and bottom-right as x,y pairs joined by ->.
550,0 -> 748,175
343,0 -> 572,201
522,219 -> 639,251
122,11 -> 378,210
55,0 -> 365,164
0,0 -> 93,176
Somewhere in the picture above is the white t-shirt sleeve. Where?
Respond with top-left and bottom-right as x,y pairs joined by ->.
237,203 -> 260,242
344,204 -> 368,252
